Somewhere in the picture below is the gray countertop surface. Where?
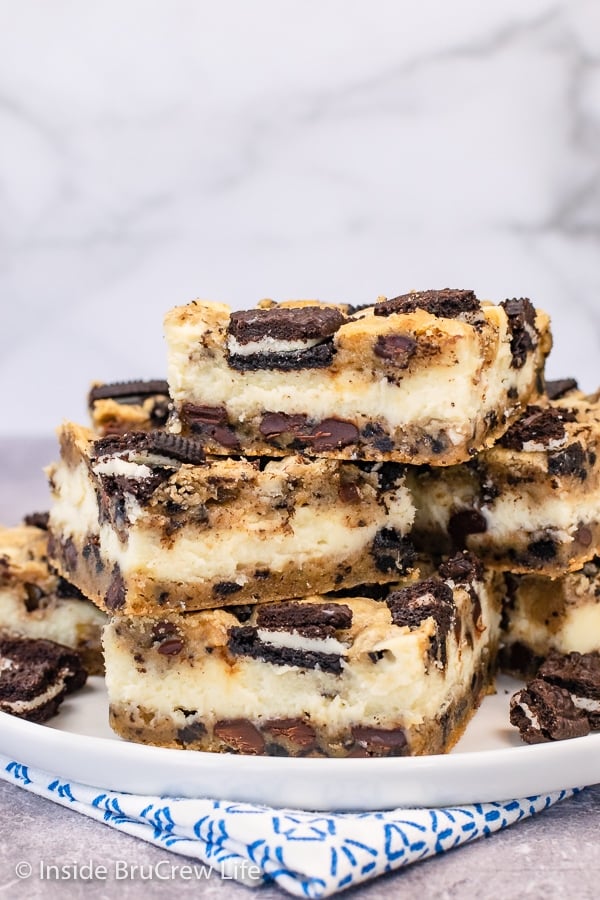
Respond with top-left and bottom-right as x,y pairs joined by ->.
1,437 -> 599,900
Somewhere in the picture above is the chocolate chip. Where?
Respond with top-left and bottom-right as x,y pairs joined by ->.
374,334 -> 418,367
228,306 -> 345,344
88,379 -> 169,407
548,442 -> 587,480
510,679 -> 590,743
180,403 -> 241,450
93,431 -> 206,465
350,725 -> 408,757
447,509 -> 487,550
307,418 -> 359,452
105,564 -> 126,610
259,412 -> 309,438
214,718 -> 266,755
374,289 -> 480,319
499,406 -> 575,451
23,512 -> 50,530
264,718 -> 317,750
371,529 -> 415,574
545,378 -> 579,401
156,638 -> 184,657
500,298 -> 538,369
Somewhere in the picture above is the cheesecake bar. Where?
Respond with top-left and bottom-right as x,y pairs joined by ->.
47,423 -> 416,616
0,522 -> 106,674
164,290 -> 551,465
89,379 -> 170,435
103,553 -> 501,757
408,384 -> 600,574
500,559 -> 600,678
0,634 -> 88,723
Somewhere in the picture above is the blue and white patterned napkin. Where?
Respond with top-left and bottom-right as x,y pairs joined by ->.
1,754 -> 577,898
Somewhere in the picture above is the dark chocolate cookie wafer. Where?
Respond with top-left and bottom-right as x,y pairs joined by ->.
0,635 -> 87,723
510,679 -> 590,744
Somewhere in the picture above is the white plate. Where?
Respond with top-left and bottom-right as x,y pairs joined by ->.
1,674 -> 598,811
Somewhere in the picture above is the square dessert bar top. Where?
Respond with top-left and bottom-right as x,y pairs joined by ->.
0,523 -> 106,675
47,423 -> 416,616
103,553 -> 501,757
164,290 -> 551,465
408,382 -> 600,575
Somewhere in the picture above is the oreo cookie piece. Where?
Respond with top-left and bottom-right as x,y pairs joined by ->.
499,406 -> 576,452
438,551 -> 485,585
373,289 -> 480,319
228,601 -> 353,674
386,578 -> 455,665
22,511 -> 50,531
228,306 -> 345,344
500,298 -> 538,369
88,379 -> 169,407
538,651 -> 600,729
545,378 -> 579,401
510,679 -> 590,744
92,431 -> 206,466
0,635 -> 87,723
227,306 -> 345,371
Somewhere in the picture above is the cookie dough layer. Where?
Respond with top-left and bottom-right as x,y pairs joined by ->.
164,291 -> 551,465
104,554 -> 501,757
500,559 -> 600,678
409,387 -> 600,575
47,423 -> 416,616
0,523 -> 106,675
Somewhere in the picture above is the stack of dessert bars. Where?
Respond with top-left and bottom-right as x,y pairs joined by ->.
44,288 -> 573,756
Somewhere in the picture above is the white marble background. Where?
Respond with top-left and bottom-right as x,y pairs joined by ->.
0,0 -> 599,436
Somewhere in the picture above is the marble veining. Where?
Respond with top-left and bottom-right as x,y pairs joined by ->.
0,1 -> 599,435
